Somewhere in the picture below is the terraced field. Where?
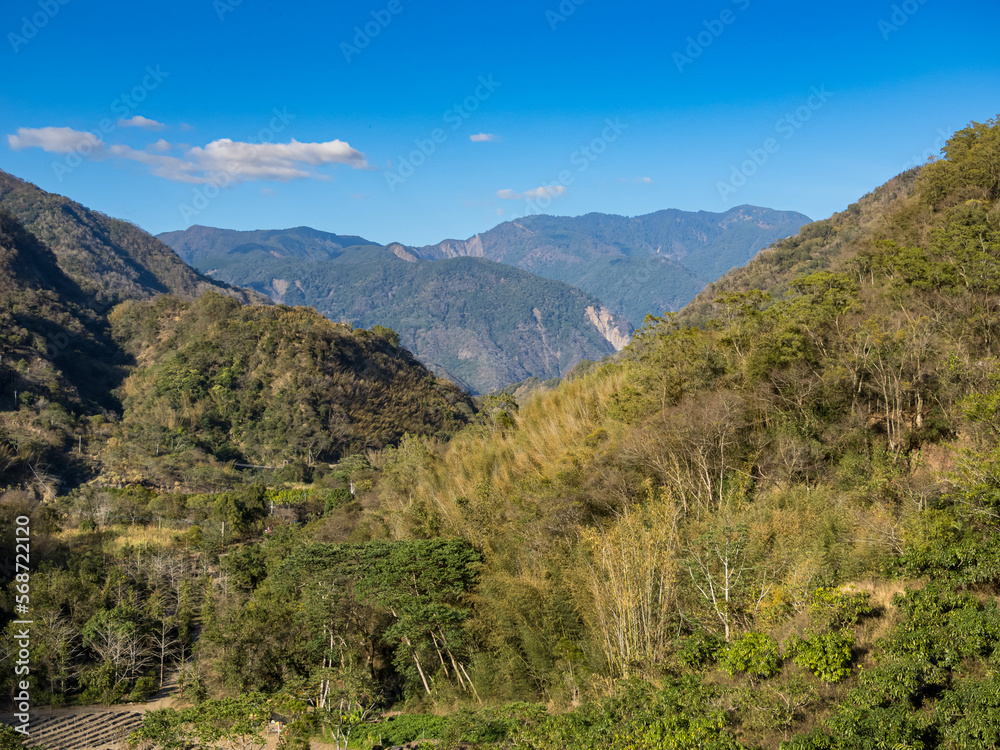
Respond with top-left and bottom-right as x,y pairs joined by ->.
11,711 -> 143,749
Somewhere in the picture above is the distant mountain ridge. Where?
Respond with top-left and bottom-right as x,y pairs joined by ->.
161,205 -> 809,332
418,206 -> 812,325
158,224 -> 373,264
158,206 -> 809,393
173,242 -> 631,393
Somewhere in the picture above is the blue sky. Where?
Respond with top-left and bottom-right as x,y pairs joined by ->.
2,0 -> 998,246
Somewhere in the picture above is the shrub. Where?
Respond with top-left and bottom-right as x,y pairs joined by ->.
674,628 -> 724,670
351,714 -> 451,747
720,632 -> 782,679
808,587 -> 872,629
787,630 -> 854,683
130,674 -> 160,702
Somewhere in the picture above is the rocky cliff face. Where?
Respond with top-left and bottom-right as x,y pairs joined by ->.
585,305 -> 632,352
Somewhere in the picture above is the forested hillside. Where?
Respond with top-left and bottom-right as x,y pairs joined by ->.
3,118 -> 1000,750
182,246 -> 630,393
0,178 -> 476,502
103,292 -> 474,488
0,170 -> 262,309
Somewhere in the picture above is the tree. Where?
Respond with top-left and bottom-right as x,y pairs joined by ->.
574,487 -> 681,677
81,605 -> 153,702
684,526 -> 750,641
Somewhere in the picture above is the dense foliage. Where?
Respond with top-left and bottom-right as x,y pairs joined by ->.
0,169 -> 260,310
183,247 -> 624,394
104,292 -> 473,485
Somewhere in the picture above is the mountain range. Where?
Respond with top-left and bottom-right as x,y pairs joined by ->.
417,206 -> 811,324
158,206 -> 809,392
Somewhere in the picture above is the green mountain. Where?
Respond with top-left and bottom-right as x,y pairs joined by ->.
156,206 -> 807,393
420,205 -> 812,324
157,224 -> 373,264
180,244 -> 630,393
0,174 -> 476,496
0,209 -> 127,489
105,292 -> 474,488
0,208 -> 124,407
0,169 -> 263,310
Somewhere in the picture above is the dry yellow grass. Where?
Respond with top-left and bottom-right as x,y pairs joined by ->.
55,524 -> 183,551
840,578 -> 921,656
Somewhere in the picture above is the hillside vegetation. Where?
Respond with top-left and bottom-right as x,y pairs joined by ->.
0,170 -> 262,309
103,292 -> 474,487
0,180 -> 476,501
184,246 -> 628,393
3,118 -> 1000,750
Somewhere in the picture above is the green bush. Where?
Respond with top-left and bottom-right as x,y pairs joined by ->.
351,714 -> 451,747
323,487 -> 354,515
807,587 -> 873,629
129,674 -> 160,702
787,630 -> 854,683
445,702 -> 547,746
674,628 -> 724,670
721,632 -> 782,679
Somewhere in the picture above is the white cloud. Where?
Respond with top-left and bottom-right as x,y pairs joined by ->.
260,187 -> 277,197
7,125 -> 371,184
7,126 -> 103,154
470,133 -> 500,142
187,138 -> 370,180
497,185 -> 567,201
118,115 -> 166,130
